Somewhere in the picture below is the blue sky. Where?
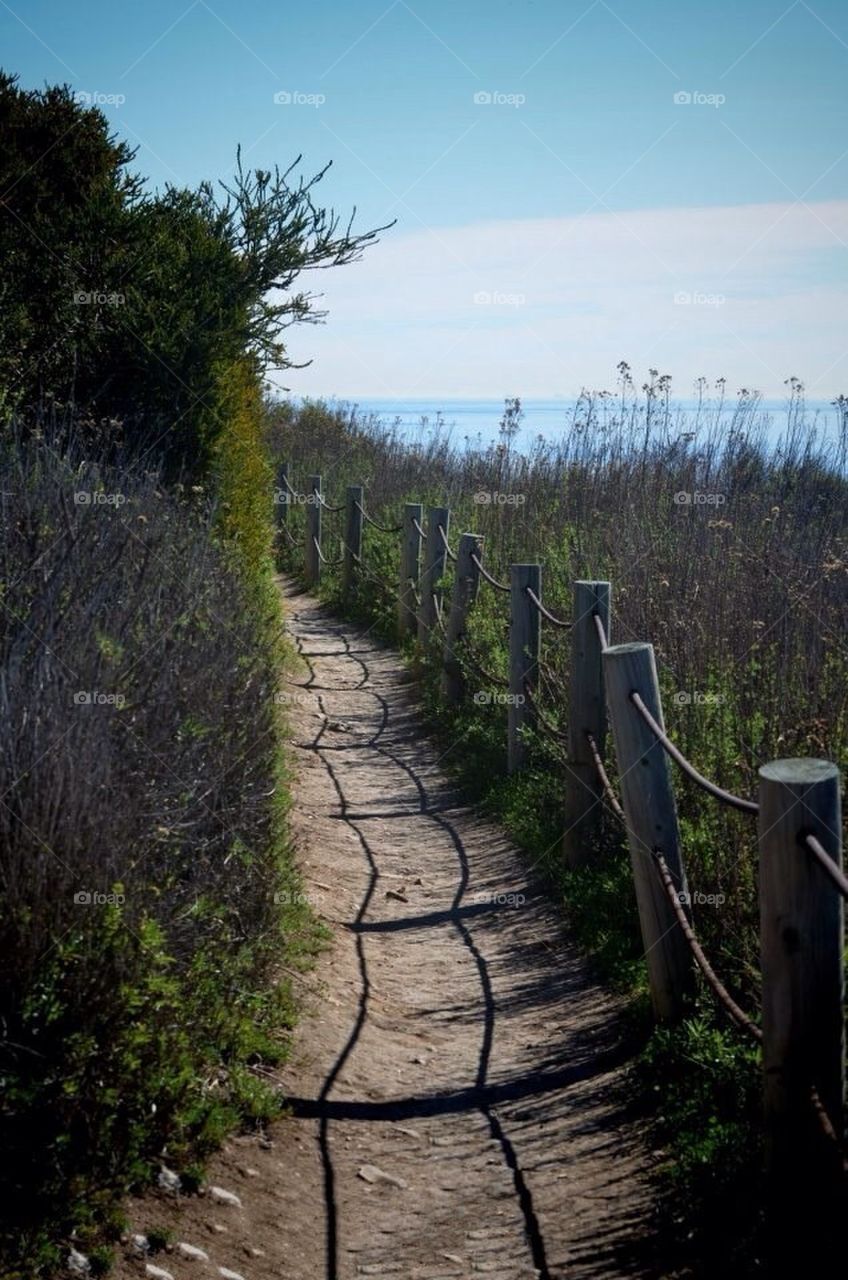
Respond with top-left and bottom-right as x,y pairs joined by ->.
3,0 -> 847,397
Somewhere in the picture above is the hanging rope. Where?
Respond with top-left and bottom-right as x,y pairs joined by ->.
653,852 -> 763,1043
630,692 -> 759,815
586,731 -> 627,824
313,489 -> 345,514
355,500 -> 403,535
437,523 -> 458,562
432,593 -> 448,639
526,586 -> 572,629
313,536 -> 344,568
804,833 -> 848,899
470,552 -> 510,594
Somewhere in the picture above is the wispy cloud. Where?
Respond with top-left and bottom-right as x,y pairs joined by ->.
281,199 -> 848,399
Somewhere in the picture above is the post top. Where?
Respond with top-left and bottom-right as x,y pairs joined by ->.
603,641 -> 652,656
759,758 -> 839,784
574,579 -> 611,588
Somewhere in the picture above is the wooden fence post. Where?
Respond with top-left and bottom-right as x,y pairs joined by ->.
441,533 -> 483,705
343,484 -> 363,601
758,758 -> 844,1224
603,642 -> 694,1021
304,473 -> 321,587
564,581 -> 611,866
398,503 -> 423,640
508,564 -> 541,774
418,506 -> 450,644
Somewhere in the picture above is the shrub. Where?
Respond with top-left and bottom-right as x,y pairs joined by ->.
0,71 -> 390,475
0,427 -> 316,1274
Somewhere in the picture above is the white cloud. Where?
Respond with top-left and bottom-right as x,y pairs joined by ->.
275,200 -> 848,399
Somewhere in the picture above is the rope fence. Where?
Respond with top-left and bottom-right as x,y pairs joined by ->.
355,500 -> 403,535
630,690 -> 759,815
314,489 -> 345,514
275,462 -> 847,1209
313,535 -> 344,568
804,831 -> 848,899
470,551 -> 510,594
526,585 -> 571,629
437,522 -> 457,562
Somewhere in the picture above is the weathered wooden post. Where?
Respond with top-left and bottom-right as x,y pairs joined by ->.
342,484 -> 363,601
564,581 -> 611,866
759,758 -> 844,1235
441,533 -> 483,705
603,642 -> 694,1021
418,506 -> 450,644
397,503 -> 423,640
508,564 -> 541,774
304,473 -> 322,587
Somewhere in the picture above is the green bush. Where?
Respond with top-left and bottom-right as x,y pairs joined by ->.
0,431 -> 320,1274
0,71 -> 389,474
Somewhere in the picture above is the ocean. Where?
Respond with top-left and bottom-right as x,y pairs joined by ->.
298,396 -> 845,452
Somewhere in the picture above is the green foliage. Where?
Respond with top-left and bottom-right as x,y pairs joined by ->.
0,68 -> 384,1278
0,435 -> 322,1275
213,357 -> 276,584
145,1227 -> 172,1253
0,72 -> 388,474
0,70 -> 139,405
639,1018 -> 763,1275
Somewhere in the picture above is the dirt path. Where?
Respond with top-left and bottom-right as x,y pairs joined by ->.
114,581 -> 664,1280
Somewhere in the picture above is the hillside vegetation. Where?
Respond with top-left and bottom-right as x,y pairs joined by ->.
268,388 -> 848,1275
0,70 -> 383,1276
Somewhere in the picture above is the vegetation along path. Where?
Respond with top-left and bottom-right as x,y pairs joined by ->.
117,580 -> 665,1280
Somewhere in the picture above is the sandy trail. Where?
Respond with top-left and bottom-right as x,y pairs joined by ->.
115,580 -> 663,1280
